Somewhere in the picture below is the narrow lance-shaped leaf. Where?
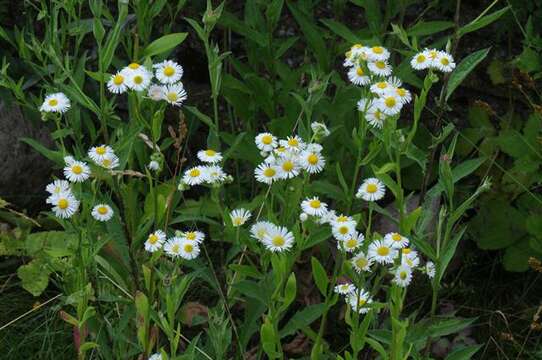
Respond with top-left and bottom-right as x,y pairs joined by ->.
446,48 -> 490,101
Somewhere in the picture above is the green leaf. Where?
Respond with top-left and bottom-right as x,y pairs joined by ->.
20,137 -> 63,164
261,318 -> 279,358
428,317 -> 476,338
408,21 -> 454,36
142,33 -> 188,58
311,257 -> 329,296
279,303 -> 326,337
446,48 -> 490,101
321,19 -> 360,43
185,105 -> 217,131
503,238 -> 533,272
458,6 -> 510,37
17,259 -> 51,296
445,344 -> 483,360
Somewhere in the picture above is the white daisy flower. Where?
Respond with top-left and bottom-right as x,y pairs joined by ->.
107,72 -> 128,94
340,231 -> 365,253
435,51 -> 456,72
263,225 -> 295,252
88,145 -> 114,164
356,178 -> 386,201
300,150 -> 325,174
255,133 -> 278,152
197,149 -> 222,163
348,66 -> 370,86
50,193 -> 80,219
377,94 -> 403,116
91,204 -> 114,222
230,208 -> 252,227
299,212 -> 308,222
318,209 -> 337,225
147,84 -> 165,101
164,237 -> 183,258
98,154 -> 120,170
332,221 -> 356,241
154,60 -> 184,84
331,214 -> 357,227
124,67 -> 152,91
179,239 -> 200,260
182,166 -> 208,186
162,83 -> 187,107
370,81 -> 393,96
365,104 -> 386,128
410,52 -> 431,70
393,265 -> 412,287
367,46 -> 390,61
300,197 -> 328,216
367,60 -> 392,76
149,353 -> 163,360
182,230 -> 205,244
305,143 -> 323,153
392,87 -> 412,104
40,92 -> 71,113
402,251 -> 420,268
272,146 -> 290,159
250,221 -> 276,242
368,239 -> 397,264
204,165 -> 227,184
334,283 -> 356,295
385,232 -> 409,249
64,158 -> 91,183
351,251 -> 373,273
255,163 -> 280,184
145,230 -> 166,252
277,156 -> 300,179
346,289 -> 373,314
424,49 -> 440,66
279,136 -> 305,152
46,180 -> 70,195
356,98 -> 374,113
311,122 -> 330,138
425,261 -> 436,278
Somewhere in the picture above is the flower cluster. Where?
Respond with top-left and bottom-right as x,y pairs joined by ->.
410,48 -> 455,72
254,132 -> 326,184
343,44 -> 412,128
145,229 -> 205,260
180,149 -> 232,188
88,144 -> 120,170
107,60 -> 187,107
250,221 -> 295,252
45,180 -> 80,219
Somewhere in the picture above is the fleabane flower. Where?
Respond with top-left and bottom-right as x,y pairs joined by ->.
164,237 -> 183,258
40,92 -> 71,113
197,149 -> 222,163
154,60 -> 184,84
124,66 -> 152,91
183,166 -> 208,186
351,251 -> 373,273
279,136 -> 305,152
300,150 -> 325,174
46,180 -> 70,196
385,232 -> 409,249
107,72 -> 128,94
162,83 -> 187,107
263,225 -> 295,252
410,52 -> 431,70
367,46 -> 390,61
332,214 -> 357,227
340,231 -> 365,253
178,239 -> 201,260
392,87 -> 412,105
332,221 -> 356,241
368,60 -> 392,76
334,283 -> 356,295
393,265 -> 413,287
149,353 -> 163,360
348,66 -> 370,86
230,208 -> 252,227
425,261 -> 436,278
255,163 -> 280,184
147,84 -> 164,101
435,51 -> 456,72
401,248 -> 420,268
277,156 -> 300,179
255,133 -> 277,152
88,145 -> 114,163
368,239 -> 397,264
98,154 -> 120,170
91,204 -> 114,222
182,230 -> 205,244
301,197 -> 328,217
311,122 -> 330,139
50,192 -> 80,219
145,230 -> 166,252
204,165 -> 227,184
356,178 -> 386,201
346,289 -> 373,314
377,94 -> 403,116
365,104 -> 386,128
250,221 -> 275,242
64,157 -> 91,183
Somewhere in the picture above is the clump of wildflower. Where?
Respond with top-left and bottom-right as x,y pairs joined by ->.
45,181 -> 80,219
411,49 -> 456,73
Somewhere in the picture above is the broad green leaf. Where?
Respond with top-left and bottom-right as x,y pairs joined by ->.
279,303 -> 326,337
321,19 -> 360,43
408,21 -> 454,36
446,48 -> 490,101
311,257 -> 329,296
445,344 -> 483,360
17,259 -> 51,296
458,6 -> 510,37
142,33 -> 188,58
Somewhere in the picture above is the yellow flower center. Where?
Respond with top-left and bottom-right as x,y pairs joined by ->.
288,138 -> 299,146
163,66 -> 175,77
441,57 -> 450,66
58,199 -> 68,209
375,61 -> 386,69
263,167 -> 276,177
372,46 -> 383,54
353,44 -> 363,49
429,51 -> 438,59
356,257 -> 368,268
128,63 -> 140,69
97,206 -> 108,215
171,244 -> 180,253
392,233 -> 402,242
262,135 -> 273,145
385,97 -> 396,108
148,234 -> 158,244
375,110 -> 383,119
377,82 -> 387,89
233,218 -> 243,225
205,149 -> 216,156
189,169 -> 200,177
167,92 -> 178,102
184,243 -> 194,253
282,161 -> 294,172
337,215 -> 348,222
186,232 -> 196,241
276,146 -> 286,153
346,238 -> 357,248
102,159 -> 112,167
133,75 -> 143,84
272,236 -> 285,247
356,67 -> 364,76
377,246 -> 390,256
309,199 -> 321,208
397,88 -> 407,97
113,74 -> 124,85
307,154 -> 318,165
339,226 -> 349,235
96,146 -> 106,155
48,99 -> 58,106
416,54 -> 426,63
358,298 -> 366,307
400,271 -> 407,280
72,165 -> 82,174
403,248 -> 411,254
345,50 -> 352,58
366,183 -> 378,193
